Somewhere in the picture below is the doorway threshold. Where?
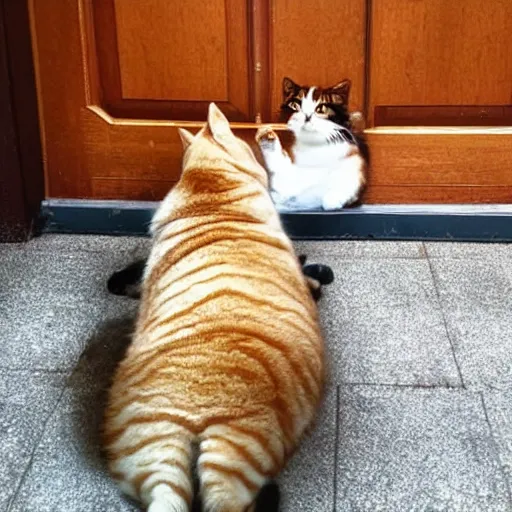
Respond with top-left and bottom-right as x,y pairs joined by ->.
40,199 -> 512,242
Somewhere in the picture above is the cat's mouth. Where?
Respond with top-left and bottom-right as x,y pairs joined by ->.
301,123 -> 316,131
287,120 -> 315,133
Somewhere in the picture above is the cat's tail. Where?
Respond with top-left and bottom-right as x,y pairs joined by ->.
189,480 -> 280,512
145,438 -> 281,512
146,476 -> 280,512
147,484 -> 189,512
196,425 -> 282,512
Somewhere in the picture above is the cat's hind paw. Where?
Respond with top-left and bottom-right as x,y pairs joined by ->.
321,195 -> 349,211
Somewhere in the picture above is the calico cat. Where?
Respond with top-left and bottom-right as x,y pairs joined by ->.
102,104 -> 325,512
256,77 -> 369,211
107,253 -> 334,302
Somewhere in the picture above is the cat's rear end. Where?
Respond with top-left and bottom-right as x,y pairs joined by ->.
102,104 -> 325,512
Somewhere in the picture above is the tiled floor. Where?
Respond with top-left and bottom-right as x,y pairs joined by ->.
1,235 -> 512,511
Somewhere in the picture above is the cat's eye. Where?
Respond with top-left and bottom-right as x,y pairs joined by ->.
315,104 -> 327,114
289,101 -> 300,111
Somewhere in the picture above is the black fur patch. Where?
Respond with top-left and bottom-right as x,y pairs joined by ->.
320,101 -> 351,128
107,259 -> 145,298
302,264 -> 335,285
254,481 -> 280,512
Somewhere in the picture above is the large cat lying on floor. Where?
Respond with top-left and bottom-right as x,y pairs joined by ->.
108,253 -> 334,303
102,103 -> 326,512
256,77 -> 369,211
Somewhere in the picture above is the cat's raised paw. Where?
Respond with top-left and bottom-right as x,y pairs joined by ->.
349,111 -> 365,133
256,126 -> 278,149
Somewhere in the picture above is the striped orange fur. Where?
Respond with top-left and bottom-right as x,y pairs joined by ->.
102,103 -> 325,512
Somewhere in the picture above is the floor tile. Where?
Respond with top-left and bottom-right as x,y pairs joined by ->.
24,234 -> 149,255
2,235 -> 512,512
483,390 -> 512,494
336,386 -> 510,511
1,250 -> 139,303
279,389 -> 337,512
7,316 -> 138,512
0,370 -> 68,511
426,242 -> 512,260
318,258 -> 460,387
293,240 -> 425,260
430,259 -> 512,390
0,295 -> 137,371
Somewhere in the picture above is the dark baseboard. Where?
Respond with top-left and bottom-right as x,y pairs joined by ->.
39,199 -> 512,242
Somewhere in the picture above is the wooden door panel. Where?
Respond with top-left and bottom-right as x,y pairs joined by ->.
91,178 -> 176,201
30,0 -> 512,204
114,0 -> 228,101
84,106 -> 266,199
370,0 -> 512,126
365,186 -> 512,204
93,0 -> 251,121
270,0 -> 366,120
366,128 -> 512,185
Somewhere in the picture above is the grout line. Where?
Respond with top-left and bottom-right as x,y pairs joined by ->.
0,366 -> 71,374
420,241 -> 428,259
422,241 -> 431,259
332,385 -> 341,512
339,381 -> 465,390
290,253 -> 428,262
425,254 -> 466,389
303,256 -> 426,261
5,381 -> 69,512
479,392 -> 512,505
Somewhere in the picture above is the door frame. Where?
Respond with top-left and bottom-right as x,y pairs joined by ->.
0,0 -> 44,242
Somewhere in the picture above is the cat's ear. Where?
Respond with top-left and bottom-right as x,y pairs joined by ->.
329,79 -> 351,104
178,128 -> 195,149
282,77 -> 299,98
207,102 -> 233,141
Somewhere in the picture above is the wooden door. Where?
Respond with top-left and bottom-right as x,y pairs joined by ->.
30,0 -> 512,204
29,0 -> 364,202
366,0 -> 512,203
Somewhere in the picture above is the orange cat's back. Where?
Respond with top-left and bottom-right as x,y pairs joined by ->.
102,104 -> 325,512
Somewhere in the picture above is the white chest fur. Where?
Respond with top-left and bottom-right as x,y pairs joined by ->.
292,141 -> 352,168
270,144 -> 363,211
256,125 -> 366,211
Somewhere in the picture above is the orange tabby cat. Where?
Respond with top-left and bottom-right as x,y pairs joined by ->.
102,104 -> 325,512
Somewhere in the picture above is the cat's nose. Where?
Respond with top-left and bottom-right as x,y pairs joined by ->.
305,114 -> 312,122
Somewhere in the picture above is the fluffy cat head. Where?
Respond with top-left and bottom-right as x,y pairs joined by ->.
178,103 -> 267,187
281,77 -> 352,127
280,78 -> 355,145
151,103 -> 273,235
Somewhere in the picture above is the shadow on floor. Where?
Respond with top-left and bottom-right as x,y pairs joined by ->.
67,313 -> 136,478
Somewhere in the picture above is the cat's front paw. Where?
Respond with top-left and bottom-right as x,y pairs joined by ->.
256,126 -> 279,150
